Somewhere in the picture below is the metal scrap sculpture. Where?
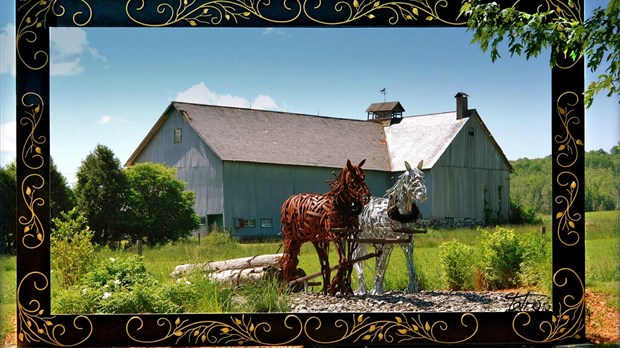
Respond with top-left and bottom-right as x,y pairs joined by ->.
353,160 -> 427,294
280,159 -> 371,295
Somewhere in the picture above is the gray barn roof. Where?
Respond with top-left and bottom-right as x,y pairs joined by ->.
128,102 -> 391,171
126,102 -> 511,173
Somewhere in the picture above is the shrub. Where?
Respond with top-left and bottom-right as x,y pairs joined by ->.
51,209 -> 96,289
480,227 -> 524,289
509,199 -> 543,224
53,256 -> 196,314
518,231 -> 552,295
439,240 -> 476,290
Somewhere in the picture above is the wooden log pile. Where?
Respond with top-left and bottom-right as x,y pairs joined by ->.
171,254 -> 282,285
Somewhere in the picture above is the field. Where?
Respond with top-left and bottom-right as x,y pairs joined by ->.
0,210 -> 618,346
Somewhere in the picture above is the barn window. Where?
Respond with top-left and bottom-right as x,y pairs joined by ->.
174,128 -> 182,143
468,127 -> 474,136
260,218 -> 273,228
199,216 -> 206,225
244,219 -> 256,228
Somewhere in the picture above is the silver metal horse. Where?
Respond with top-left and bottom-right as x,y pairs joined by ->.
353,160 -> 427,295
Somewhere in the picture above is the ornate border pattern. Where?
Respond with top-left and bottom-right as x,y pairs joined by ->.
14,0 -> 586,346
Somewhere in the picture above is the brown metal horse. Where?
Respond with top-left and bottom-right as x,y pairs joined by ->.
279,159 -> 371,295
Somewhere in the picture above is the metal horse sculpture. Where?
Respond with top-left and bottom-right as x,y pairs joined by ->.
353,160 -> 427,295
279,159 -> 371,295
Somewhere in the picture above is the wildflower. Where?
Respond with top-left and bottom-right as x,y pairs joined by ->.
109,257 -> 116,262
185,280 -> 192,285
81,288 -> 87,294
102,292 -> 111,299
114,279 -> 121,285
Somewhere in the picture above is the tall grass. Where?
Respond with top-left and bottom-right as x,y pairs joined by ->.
0,255 -> 16,345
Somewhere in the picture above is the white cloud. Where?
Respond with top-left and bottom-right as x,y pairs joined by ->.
252,95 -> 278,110
98,115 -> 112,125
262,28 -> 289,37
0,121 -> 16,153
50,28 -> 106,76
1,24 -> 16,76
175,82 -> 278,111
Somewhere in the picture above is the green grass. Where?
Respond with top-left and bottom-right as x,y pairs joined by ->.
0,211 -> 618,343
0,255 -> 16,345
585,211 -> 620,310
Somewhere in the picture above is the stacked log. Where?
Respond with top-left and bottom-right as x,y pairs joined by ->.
171,254 -> 282,285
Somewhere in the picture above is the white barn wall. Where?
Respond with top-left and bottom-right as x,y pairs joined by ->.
431,116 -> 510,220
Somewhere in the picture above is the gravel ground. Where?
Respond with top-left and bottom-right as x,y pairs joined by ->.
289,290 -> 551,313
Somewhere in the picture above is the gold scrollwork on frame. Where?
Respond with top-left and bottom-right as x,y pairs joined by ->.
16,0 -> 92,69
126,314 -> 304,345
304,313 -> 478,344
554,91 -> 583,168
125,0 -> 303,26
303,0 -> 465,26
20,92 -> 46,170
513,268 -> 585,343
19,173 -> 46,249
17,272 -> 93,347
555,171 -> 581,246
125,0 -> 466,27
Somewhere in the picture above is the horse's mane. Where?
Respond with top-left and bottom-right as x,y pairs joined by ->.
385,168 -> 423,198
327,167 -> 348,193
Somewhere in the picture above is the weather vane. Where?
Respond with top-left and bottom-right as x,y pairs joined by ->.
380,88 -> 387,102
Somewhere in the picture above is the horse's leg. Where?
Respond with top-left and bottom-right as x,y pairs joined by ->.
401,238 -> 419,293
371,244 -> 393,295
352,242 -> 369,295
312,241 -> 330,295
330,239 -> 353,295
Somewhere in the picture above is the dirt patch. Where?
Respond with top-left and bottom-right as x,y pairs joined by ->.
586,289 -> 620,345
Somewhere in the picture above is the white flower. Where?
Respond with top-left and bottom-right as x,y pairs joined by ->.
109,257 -> 116,262
114,279 -> 121,285
81,288 -> 87,294
185,280 -> 192,285
102,292 -> 112,299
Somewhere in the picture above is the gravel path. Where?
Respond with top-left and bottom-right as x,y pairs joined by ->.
289,290 -> 550,313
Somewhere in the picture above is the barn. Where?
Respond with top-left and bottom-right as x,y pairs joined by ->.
125,93 -> 512,238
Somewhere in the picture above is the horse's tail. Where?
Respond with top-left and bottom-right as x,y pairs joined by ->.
279,238 -> 302,283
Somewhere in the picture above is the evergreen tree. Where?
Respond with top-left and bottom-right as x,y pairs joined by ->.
74,145 -> 129,246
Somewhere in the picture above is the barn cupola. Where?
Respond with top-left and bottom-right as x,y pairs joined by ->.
455,92 -> 469,119
366,101 -> 405,123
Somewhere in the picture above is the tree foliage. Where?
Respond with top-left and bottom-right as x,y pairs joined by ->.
461,0 -> 620,107
74,144 -> 129,246
50,159 -> 76,220
124,162 -> 199,246
510,146 -> 620,214
0,162 -> 16,255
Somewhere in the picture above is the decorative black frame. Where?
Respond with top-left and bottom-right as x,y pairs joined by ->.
15,0 -> 585,346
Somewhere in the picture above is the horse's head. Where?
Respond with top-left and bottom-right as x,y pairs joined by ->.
387,160 -> 427,216
330,159 -> 371,214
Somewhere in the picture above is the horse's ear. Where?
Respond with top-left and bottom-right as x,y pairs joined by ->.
404,161 -> 411,171
359,159 -> 366,167
417,160 -> 424,169
346,159 -> 353,171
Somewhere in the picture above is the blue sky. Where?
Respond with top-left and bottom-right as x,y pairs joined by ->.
1,1 -> 618,184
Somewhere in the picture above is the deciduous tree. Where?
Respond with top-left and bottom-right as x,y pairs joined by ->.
461,0 -> 619,106
124,162 -> 198,246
